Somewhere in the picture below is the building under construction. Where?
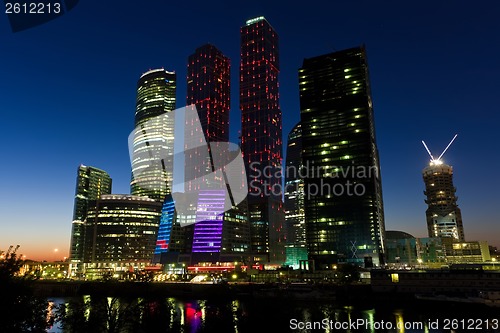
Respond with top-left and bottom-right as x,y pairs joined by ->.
422,135 -> 465,241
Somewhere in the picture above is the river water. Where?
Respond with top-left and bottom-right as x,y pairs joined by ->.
46,296 -> 500,333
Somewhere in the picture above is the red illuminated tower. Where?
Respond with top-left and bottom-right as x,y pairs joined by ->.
240,17 -> 285,263
185,44 -> 252,262
186,44 -> 231,191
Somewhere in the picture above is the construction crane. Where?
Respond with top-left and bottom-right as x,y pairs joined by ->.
422,134 -> 458,165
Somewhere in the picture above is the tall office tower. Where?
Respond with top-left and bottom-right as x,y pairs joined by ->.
240,16 -> 285,263
186,44 -> 230,191
69,165 -> 112,276
284,123 -> 308,268
82,195 -> 162,278
185,44 -> 250,263
423,161 -> 464,241
284,123 -> 305,246
130,69 -> 176,202
299,46 -> 385,268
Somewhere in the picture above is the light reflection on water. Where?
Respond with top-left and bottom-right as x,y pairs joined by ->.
47,296 -> 499,333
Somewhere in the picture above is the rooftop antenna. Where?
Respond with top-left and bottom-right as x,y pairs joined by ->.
421,134 -> 458,165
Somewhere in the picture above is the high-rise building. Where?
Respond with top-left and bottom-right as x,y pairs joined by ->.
82,195 -> 162,278
423,161 -> 465,241
186,44 -> 230,192
69,165 -> 112,276
240,16 -> 285,263
284,122 -> 306,247
284,123 -> 308,268
130,69 -> 176,202
184,44 -> 250,263
299,46 -> 385,268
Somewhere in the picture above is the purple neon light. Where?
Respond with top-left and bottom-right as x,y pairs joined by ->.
192,190 -> 226,253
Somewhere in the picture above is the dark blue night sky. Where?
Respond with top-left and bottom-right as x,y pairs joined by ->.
1,1 -> 499,260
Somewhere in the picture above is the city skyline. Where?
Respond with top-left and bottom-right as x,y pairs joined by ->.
2,2 -> 499,261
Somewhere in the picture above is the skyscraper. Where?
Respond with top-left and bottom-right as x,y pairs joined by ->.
299,46 -> 385,268
69,165 -> 112,276
423,161 -> 465,241
186,44 -> 230,192
284,123 -> 305,246
284,123 -> 308,268
130,69 -> 176,202
240,16 -> 285,263
185,44 -> 251,262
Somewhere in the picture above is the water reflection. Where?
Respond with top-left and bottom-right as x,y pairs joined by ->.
49,296 -> 499,333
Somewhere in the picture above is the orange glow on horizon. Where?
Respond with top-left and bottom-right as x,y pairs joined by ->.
1,244 -> 70,262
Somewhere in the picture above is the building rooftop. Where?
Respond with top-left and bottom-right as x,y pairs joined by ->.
140,68 -> 175,79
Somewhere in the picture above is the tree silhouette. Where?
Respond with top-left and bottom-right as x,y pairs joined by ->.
0,246 -> 54,332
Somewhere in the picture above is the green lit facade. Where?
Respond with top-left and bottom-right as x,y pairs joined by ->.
299,46 -> 385,268
130,69 -> 176,202
69,165 -> 111,275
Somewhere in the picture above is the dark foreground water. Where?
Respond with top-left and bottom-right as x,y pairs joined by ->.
47,296 -> 500,333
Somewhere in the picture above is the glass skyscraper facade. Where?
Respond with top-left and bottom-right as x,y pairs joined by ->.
423,162 -> 465,241
183,44 -> 251,262
130,69 -> 176,202
69,165 -> 112,275
240,16 -> 285,263
284,122 -> 306,247
284,123 -> 308,268
83,195 -> 162,277
299,46 -> 385,268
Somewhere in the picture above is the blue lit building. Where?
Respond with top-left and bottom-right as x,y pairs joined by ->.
154,195 -> 175,261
